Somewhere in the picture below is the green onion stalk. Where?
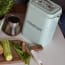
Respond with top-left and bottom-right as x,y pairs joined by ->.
11,43 -> 31,65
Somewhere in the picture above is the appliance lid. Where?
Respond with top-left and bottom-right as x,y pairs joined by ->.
31,0 -> 62,18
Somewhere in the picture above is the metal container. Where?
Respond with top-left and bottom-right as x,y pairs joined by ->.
2,15 -> 22,36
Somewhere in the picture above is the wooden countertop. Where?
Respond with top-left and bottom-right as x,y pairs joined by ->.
10,4 -> 27,14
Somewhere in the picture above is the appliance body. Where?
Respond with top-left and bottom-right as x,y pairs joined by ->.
22,0 -> 62,47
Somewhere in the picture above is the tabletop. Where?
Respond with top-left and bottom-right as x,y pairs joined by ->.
0,25 -> 65,65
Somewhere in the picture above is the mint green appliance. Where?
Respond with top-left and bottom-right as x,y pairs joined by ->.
22,0 -> 62,47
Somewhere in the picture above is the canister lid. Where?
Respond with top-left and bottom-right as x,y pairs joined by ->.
31,0 -> 62,18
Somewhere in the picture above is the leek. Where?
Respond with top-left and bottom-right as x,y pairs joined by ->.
1,40 -> 13,61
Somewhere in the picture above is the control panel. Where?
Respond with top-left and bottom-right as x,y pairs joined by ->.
31,0 -> 60,13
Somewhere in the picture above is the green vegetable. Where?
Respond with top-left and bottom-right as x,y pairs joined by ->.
0,0 -> 14,16
1,40 -> 13,61
11,43 -> 30,65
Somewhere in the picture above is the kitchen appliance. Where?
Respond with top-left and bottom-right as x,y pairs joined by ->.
2,15 -> 22,36
22,0 -> 62,47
